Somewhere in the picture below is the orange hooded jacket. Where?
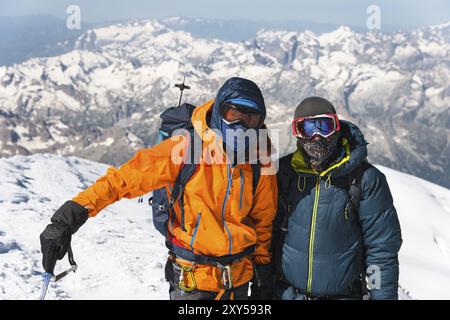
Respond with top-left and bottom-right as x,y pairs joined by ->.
72,100 -> 278,292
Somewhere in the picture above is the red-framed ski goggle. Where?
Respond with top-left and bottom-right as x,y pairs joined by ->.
292,114 -> 340,138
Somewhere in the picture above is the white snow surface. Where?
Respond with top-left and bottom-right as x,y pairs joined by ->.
0,154 -> 168,300
0,154 -> 450,300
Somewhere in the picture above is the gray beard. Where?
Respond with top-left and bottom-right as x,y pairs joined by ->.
297,134 -> 340,172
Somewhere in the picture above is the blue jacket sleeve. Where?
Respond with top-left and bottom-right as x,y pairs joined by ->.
358,166 -> 402,300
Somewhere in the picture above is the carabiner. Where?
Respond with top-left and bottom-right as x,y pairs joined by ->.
218,264 -> 233,290
178,265 -> 197,292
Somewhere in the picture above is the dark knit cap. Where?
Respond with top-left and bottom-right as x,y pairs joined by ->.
294,97 -> 336,118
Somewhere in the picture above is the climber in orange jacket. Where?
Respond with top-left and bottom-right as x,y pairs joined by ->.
39,77 -> 278,300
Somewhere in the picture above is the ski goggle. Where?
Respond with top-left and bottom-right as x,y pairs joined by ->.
221,102 -> 262,128
292,114 -> 340,138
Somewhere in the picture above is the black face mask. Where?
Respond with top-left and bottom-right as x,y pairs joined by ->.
297,134 -> 340,172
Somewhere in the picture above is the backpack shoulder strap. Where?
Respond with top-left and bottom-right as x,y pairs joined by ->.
277,154 -> 296,230
251,163 -> 261,196
169,163 -> 198,209
348,160 -> 370,213
168,129 -> 200,210
272,155 -> 295,276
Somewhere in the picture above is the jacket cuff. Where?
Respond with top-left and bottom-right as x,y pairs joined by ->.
51,200 -> 89,234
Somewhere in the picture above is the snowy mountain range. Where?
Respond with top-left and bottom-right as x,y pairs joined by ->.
0,14 -> 369,67
0,19 -> 449,188
160,16 -> 367,41
1,154 -> 450,299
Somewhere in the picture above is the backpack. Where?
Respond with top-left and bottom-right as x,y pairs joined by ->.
147,103 -> 262,237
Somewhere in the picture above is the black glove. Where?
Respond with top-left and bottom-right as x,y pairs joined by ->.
40,201 -> 88,274
249,263 -> 274,300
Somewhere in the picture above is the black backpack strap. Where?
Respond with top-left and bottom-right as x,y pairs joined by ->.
278,156 -> 295,231
347,160 -> 371,296
272,155 -> 295,277
251,163 -> 261,196
168,129 -> 201,231
347,160 -> 370,215
169,163 -> 198,210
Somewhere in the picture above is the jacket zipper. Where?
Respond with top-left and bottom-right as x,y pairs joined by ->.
239,169 -> 244,210
189,212 -> 202,249
221,164 -> 235,255
307,176 -> 321,294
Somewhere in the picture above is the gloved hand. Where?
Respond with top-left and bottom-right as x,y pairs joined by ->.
40,201 -> 89,273
249,263 -> 274,300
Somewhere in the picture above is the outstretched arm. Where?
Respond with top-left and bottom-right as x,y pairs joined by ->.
73,135 -> 185,216
40,135 -> 186,273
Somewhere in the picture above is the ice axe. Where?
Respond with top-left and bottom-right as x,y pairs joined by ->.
174,75 -> 190,107
39,245 -> 78,300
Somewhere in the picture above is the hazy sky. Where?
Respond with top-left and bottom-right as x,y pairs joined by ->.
1,0 -> 450,27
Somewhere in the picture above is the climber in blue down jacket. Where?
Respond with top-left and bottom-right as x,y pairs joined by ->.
266,97 -> 402,300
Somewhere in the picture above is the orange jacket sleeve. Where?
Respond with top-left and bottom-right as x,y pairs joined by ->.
72,135 -> 185,217
248,163 -> 278,265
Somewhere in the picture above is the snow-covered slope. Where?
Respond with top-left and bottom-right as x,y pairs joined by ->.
0,154 -> 168,300
0,19 -> 449,188
379,165 -> 450,300
1,154 -> 450,299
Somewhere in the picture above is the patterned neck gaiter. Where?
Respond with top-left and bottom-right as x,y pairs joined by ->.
297,134 -> 340,172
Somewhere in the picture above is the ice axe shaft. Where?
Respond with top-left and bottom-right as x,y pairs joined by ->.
39,245 -> 78,300
39,272 -> 53,301
54,264 -> 78,282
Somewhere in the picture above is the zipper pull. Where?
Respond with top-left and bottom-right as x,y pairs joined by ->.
250,260 -> 262,287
